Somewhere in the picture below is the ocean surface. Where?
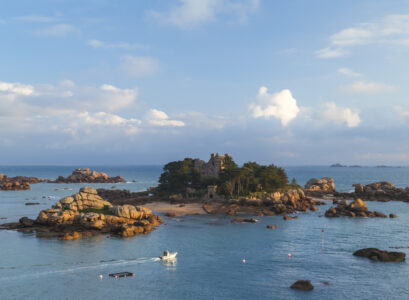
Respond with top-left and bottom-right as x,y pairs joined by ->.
1,165 -> 409,299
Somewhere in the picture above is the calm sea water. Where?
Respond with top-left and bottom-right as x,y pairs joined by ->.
1,166 -> 409,299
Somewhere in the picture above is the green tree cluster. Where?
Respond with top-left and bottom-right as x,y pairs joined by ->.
157,155 -> 289,198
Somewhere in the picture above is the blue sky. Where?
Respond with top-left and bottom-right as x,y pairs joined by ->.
1,0 -> 409,165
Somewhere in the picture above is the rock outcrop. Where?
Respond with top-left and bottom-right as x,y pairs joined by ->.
0,187 -> 162,240
353,248 -> 406,262
290,280 -> 314,291
334,181 -> 409,202
209,189 -> 326,216
324,199 -> 392,218
48,168 -> 126,184
0,174 -> 42,191
304,177 -> 335,196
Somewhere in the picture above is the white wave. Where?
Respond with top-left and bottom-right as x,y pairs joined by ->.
0,257 -> 158,281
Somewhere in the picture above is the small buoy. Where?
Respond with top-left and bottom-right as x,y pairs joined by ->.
288,253 -> 292,257
99,275 -> 103,280
242,259 -> 246,263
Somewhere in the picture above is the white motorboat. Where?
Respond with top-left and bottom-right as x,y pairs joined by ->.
159,250 -> 178,260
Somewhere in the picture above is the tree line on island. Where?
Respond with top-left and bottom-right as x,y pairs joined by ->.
157,154 -> 297,198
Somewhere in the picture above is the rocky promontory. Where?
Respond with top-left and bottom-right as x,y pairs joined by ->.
325,198 -> 392,218
0,187 -> 162,239
48,168 -> 126,184
0,174 -> 43,191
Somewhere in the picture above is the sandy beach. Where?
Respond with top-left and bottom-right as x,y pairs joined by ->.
144,201 -> 208,216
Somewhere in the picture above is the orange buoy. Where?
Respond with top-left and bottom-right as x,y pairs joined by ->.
242,259 -> 246,263
288,253 -> 291,257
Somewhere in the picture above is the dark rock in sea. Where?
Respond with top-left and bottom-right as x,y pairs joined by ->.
283,215 -> 298,220
25,202 -> 40,206
290,280 -> 314,291
231,218 -> 259,223
266,225 -> 278,229
353,248 -> 406,262
19,217 -> 35,227
390,214 -> 398,218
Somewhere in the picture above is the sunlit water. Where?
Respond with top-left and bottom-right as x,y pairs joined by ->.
1,166 -> 409,299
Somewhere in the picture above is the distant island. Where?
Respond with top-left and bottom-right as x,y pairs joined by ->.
330,163 -> 346,167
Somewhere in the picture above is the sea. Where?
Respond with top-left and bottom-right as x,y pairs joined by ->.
1,165 -> 409,299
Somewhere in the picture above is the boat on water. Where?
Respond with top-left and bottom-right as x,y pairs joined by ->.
159,250 -> 177,260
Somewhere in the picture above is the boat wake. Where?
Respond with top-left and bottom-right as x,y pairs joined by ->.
0,257 -> 159,281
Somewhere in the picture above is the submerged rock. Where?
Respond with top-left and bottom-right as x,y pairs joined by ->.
290,280 -> 314,291
353,248 -> 406,262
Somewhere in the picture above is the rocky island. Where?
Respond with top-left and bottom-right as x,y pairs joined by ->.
335,181 -> 409,202
1,187 -> 162,240
95,154 -> 327,217
0,174 -> 43,191
47,168 -> 126,184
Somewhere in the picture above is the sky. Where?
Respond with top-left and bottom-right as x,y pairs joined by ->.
1,0 -> 409,165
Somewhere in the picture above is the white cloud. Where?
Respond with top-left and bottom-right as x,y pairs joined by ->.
249,87 -> 300,126
341,80 -> 396,94
322,102 -> 360,128
149,0 -> 259,28
315,47 -> 347,58
36,24 -> 77,37
317,14 -> 409,58
147,109 -> 185,127
121,55 -> 160,78
14,15 -> 56,22
338,67 -> 362,78
0,80 -> 144,144
87,39 -> 148,50
175,111 -> 229,129
0,81 -> 34,96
